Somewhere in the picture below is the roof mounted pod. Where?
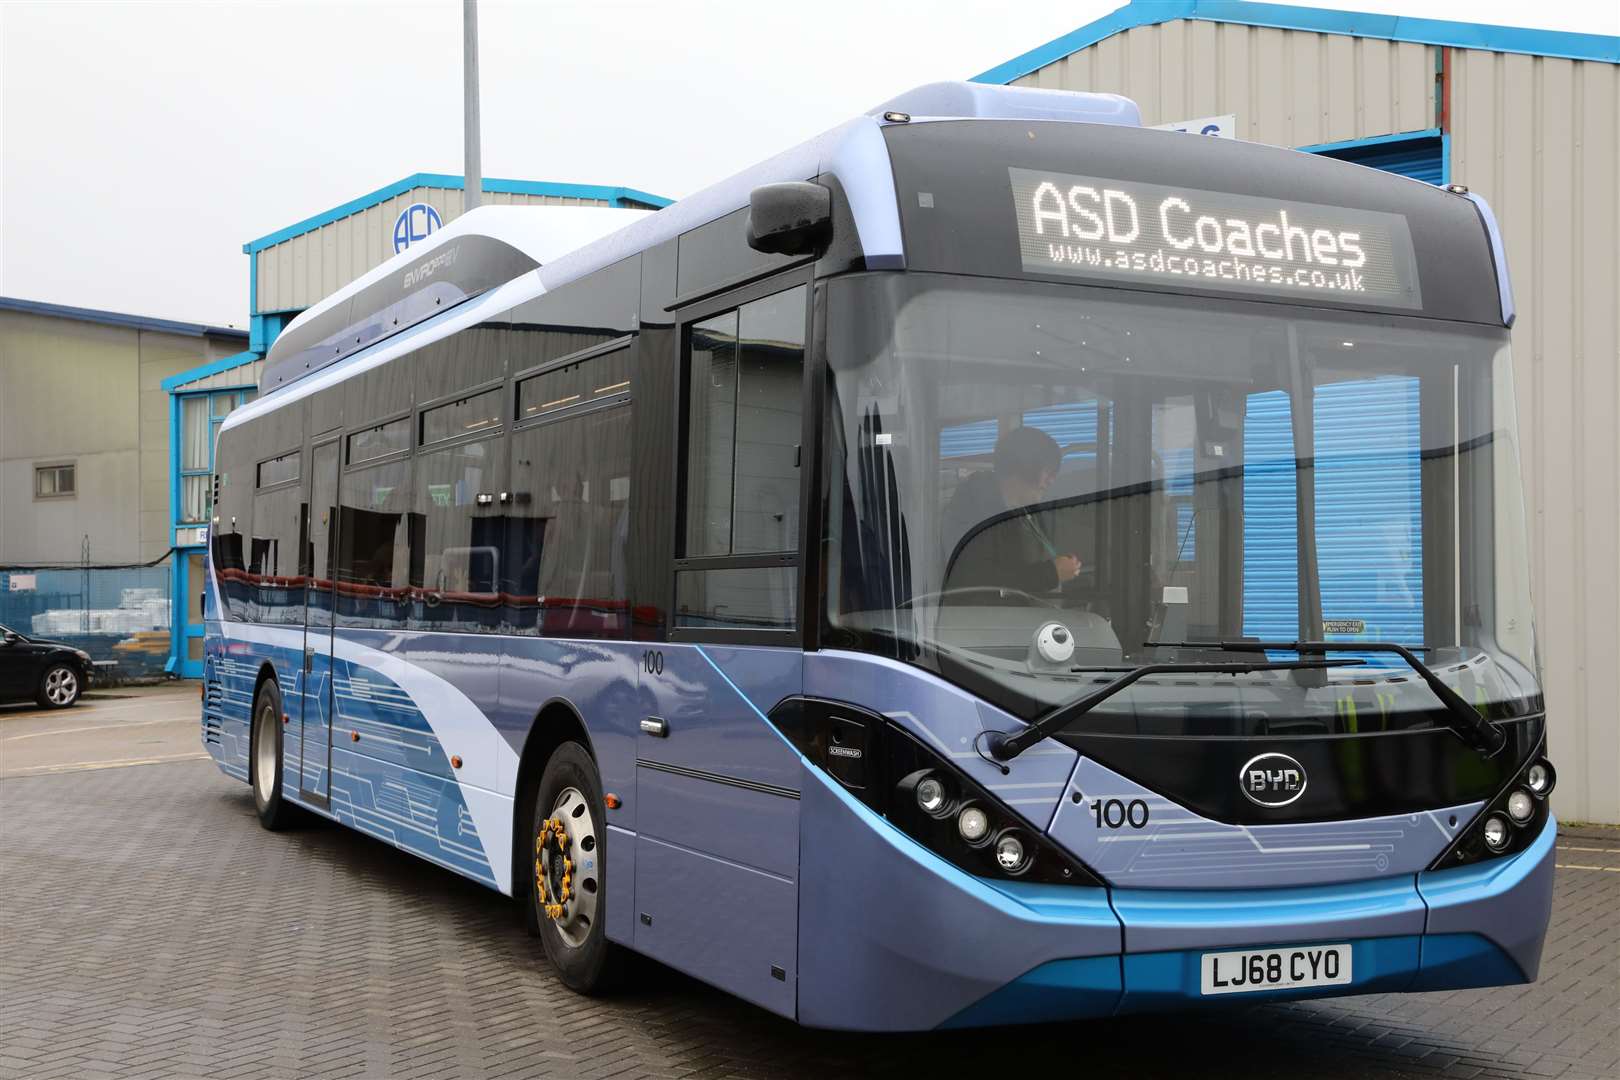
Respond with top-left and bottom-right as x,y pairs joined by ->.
868,81 -> 1142,127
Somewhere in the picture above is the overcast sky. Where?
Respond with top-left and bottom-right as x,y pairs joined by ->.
3,0 -> 1614,329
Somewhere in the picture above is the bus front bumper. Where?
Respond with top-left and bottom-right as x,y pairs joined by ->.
797,769 -> 1556,1031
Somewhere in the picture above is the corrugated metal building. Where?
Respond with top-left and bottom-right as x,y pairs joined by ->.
975,0 -> 1619,823
0,298 -> 247,565
162,173 -> 668,676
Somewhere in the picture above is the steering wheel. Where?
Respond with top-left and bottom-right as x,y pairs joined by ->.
898,586 -> 1056,610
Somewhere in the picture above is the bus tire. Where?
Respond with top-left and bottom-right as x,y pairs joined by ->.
250,680 -> 293,831
530,741 -> 625,994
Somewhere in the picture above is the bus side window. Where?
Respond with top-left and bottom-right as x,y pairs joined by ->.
413,435 -> 503,633
676,284 -> 806,633
412,381 -> 506,634
250,452 -> 304,627
211,422 -> 252,621
336,456 -> 415,630
512,408 -> 634,638
508,348 -> 634,639
733,288 -> 806,554
684,310 -> 739,557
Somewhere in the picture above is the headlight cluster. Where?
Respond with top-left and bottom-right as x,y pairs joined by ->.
1434,747 -> 1555,868
896,767 -> 1039,876
770,697 -> 1102,886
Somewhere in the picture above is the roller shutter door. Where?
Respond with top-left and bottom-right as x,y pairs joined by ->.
1243,376 -> 1424,642
1312,134 -> 1445,186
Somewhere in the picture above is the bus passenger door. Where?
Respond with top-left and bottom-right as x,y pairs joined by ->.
300,438 -> 340,805
633,280 -> 810,1019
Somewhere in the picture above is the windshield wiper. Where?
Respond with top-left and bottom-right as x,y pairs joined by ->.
982,657 -> 1358,763
1149,640 -> 1508,758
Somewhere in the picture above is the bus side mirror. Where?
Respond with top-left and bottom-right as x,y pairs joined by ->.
746,182 -> 831,256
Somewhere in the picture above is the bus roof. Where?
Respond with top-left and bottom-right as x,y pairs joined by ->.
257,82 -> 1143,399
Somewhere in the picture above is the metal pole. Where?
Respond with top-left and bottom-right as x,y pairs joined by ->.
81,535 -> 90,635
463,0 -> 482,213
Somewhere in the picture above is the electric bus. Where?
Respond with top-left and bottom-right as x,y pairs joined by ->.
202,81 -> 1556,1030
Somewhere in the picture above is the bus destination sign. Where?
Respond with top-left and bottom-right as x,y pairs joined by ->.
1009,167 -> 1422,309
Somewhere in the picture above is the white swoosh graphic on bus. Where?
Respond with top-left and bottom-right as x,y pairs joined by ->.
215,619 -> 517,895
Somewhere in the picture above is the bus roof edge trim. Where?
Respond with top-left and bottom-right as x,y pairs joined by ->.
1463,192 -> 1515,328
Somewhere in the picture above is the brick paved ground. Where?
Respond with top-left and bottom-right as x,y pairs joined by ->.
1,757 -> 1615,1080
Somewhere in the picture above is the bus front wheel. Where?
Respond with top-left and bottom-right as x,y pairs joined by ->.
530,741 -> 625,993
250,680 -> 293,831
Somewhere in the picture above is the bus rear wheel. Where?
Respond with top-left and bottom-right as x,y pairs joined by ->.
250,680 -> 293,831
530,741 -> 624,993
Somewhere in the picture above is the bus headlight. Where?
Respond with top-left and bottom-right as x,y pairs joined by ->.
1506,789 -> 1534,824
1482,814 -> 1511,851
914,774 -> 950,817
994,831 -> 1029,873
957,805 -> 991,844
1526,760 -> 1555,797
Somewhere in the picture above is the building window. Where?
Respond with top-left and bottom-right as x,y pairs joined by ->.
34,463 -> 76,498
177,388 -> 255,526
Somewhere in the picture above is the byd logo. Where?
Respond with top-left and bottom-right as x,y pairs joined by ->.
1239,752 -> 1308,807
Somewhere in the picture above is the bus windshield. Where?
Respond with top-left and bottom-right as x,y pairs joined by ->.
822,272 -> 1542,735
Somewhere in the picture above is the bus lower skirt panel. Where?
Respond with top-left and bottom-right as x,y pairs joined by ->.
794,764 -> 1554,1030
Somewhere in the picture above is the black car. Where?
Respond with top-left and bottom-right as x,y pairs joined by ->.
0,623 -> 93,709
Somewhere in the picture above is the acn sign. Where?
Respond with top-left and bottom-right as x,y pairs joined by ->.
393,202 -> 443,254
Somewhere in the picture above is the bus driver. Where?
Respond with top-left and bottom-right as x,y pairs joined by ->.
941,425 -> 1081,599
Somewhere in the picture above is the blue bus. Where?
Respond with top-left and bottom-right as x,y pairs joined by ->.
203,82 -> 1556,1030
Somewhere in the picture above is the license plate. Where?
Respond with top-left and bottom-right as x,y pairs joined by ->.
1200,943 -> 1352,995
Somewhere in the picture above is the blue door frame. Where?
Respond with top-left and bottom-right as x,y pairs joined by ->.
171,546 -> 207,679
165,383 -> 258,680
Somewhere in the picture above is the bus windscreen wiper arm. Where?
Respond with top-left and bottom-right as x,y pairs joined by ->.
1150,640 -> 1509,758
982,658 -> 1358,763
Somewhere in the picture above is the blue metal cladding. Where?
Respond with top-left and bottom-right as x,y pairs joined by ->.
1242,378 -> 1423,643
1242,390 -> 1301,639
1315,376 -> 1424,644
939,402 -> 1101,466
1156,412 -> 1197,561
1314,135 -> 1445,186
1024,401 -> 1101,466
939,417 -> 999,459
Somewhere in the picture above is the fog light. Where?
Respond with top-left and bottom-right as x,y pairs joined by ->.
958,805 -> 990,844
1507,789 -> 1534,824
915,775 -> 949,816
995,832 -> 1028,872
1526,760 -> 1554,796
1482,814 -> 1511,852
